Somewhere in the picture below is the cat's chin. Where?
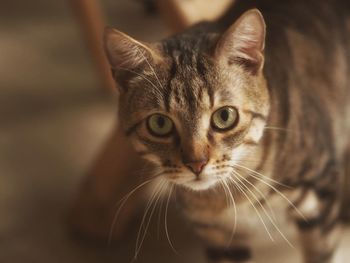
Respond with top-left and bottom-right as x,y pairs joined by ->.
180,178 -> 219,191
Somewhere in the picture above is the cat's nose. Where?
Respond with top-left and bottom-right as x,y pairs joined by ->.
185,159 -> 208,175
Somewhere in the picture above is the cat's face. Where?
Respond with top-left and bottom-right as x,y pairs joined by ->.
104,10 -> 270,191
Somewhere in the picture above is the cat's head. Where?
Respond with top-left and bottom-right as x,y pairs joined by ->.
104,9 -> 270,191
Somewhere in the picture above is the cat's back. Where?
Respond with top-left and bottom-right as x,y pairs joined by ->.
227,0 -> 350,155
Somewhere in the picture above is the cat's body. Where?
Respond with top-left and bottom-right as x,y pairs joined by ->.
104,0 -> 350,262
176,1 -> 350,261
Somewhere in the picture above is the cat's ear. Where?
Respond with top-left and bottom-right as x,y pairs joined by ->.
104,27 -> 161,72
215,9 -> 266,74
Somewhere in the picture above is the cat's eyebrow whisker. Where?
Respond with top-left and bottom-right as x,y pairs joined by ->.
165,184 -> 178,254
116,66 -> 159,90
232,171 -> 294,248
233,165 -> 306,221
221,179 -> 238,246
136,48 -> 166,107
135,180 -> 165,258
137,48 -> 164,91
226,176 -> 275,242
117,64 -> 164,105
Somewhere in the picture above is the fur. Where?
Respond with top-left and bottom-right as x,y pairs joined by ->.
104,1 -> 350,262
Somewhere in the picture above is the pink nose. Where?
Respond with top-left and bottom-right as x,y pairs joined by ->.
185,160 -> 208,175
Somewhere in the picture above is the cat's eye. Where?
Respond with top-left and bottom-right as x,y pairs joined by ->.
147,114 -> 174,137
211,107 -> 238,131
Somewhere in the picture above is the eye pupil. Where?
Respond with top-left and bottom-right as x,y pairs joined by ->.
211,106 -> 238,131
157,116 -> 165,128
147,114 -> 173,137
220,110 -> 229,122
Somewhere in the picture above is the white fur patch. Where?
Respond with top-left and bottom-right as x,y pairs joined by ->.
246,118 -> 266,143
293,190 -> 320,220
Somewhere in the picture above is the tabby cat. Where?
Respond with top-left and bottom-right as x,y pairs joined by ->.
104,0 -> 350,262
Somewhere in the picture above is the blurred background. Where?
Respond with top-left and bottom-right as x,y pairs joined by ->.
0,0 -> 349,262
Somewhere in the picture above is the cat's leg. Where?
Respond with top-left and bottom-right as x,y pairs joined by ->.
193,224 -> 253,263
293,185 -> 342,263
341,146 -> 350,220
206,246 -> 253,263
298,226 -> 341,263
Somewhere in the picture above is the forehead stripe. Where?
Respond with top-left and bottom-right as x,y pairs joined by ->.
164,58 -> 178,112
196,55 -> 214,107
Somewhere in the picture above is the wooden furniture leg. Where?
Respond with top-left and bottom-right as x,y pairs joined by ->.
70,0 -> 115,91
69,0 -> 145,241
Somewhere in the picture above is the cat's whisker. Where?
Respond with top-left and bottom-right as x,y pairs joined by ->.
134,182 -> 160,258
108,177 -> 157,245
231,170 -> 277,221
227,176 -> 275,242
218,180 -> 232,240
221,179 -> 237,246
218,179 -> 235,239
157,193 -> 165,239
232,164 -> 291,188
165,184 -> 178,254
232,165 -> 306,221
135,180 -> 165,259
219,180 -> 229,207
232,171 -> 294,248
137,181 -> 164,255
111,169 -> 164,209
264,126 -> 295,133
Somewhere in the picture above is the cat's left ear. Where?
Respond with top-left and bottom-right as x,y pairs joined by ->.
215,9 -> 266,74
103,27 -> 163,91
104,27 -> 162,70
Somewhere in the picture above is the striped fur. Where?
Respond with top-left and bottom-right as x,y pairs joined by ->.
104,1 -> 350,262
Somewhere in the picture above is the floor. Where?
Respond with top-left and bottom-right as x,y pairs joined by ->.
0,1 -> 349,262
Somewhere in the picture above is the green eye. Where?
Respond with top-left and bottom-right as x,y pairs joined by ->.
147,114 -> 174,137
211,107 -> 238,131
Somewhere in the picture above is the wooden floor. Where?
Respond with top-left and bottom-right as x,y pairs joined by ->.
0,1 -> 349,262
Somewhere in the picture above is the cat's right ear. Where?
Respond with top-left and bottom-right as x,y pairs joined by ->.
103,27 -> 161,89
214,9 -> 266,75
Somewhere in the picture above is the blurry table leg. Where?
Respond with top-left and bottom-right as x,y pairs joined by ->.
69,0 -> 147,241
155,0 -> 191,33
343,147 -> 350,221
70,0 -> 115,91
69,125 -> 148,241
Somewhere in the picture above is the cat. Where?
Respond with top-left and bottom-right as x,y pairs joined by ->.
103,0 -> 350,262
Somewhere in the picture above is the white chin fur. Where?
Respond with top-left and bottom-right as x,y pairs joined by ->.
181,178 -> 219,191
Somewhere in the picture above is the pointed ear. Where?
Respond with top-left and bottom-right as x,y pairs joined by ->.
103,27 -> 161,71
215,9 -> 266,74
